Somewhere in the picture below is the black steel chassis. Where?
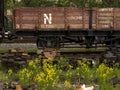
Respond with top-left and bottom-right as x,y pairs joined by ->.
9,28 -> 120,49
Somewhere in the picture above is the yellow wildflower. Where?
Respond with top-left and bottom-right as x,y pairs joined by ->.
68,64 -> 73,69
8,69 -> 13,75
28,61 -> 34,67
96,64 -> 113,81
35,58 -> 39,64
19,68 -> 27,74
26,71 -> 33,78
64,80 -> 71,87
34,72 -> 45,82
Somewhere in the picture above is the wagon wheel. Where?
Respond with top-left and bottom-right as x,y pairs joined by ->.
0,38 -> 3,43
85,36 -> 95,48
37,37 -> 60,49
0,33 -> 3,43
43,48 -> 57,60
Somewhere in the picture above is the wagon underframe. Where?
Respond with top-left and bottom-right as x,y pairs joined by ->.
9,29 -> 120,48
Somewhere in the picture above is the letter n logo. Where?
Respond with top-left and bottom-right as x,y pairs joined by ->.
43,13 -> 52,24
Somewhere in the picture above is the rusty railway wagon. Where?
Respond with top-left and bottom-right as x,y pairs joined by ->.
0,0 -> 120,49
12,7 -> 120,48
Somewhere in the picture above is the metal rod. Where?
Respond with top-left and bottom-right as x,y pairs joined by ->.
89,8 -> 93,30
0,0 -> 4,30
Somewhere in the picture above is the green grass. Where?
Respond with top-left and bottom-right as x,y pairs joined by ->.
0,48 -> 9,53
0,47 -> 107,54
0,71 -> 8,81
0,57 -> 120,90
0,63 -> 8,82
59,47 -> 108,52
0,48 -> 37,53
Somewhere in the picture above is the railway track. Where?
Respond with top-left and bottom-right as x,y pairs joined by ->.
35,47 -> 107,60
0,43 -> 37,49
60,50 -> 103,60
0,45 -> 120,69
3,37 -> 37,43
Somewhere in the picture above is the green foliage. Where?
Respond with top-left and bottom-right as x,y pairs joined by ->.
4,0 -> 14,11
4,0 -> 23,11
4,0 -> 120,11
2,56 -> 119,89
0,55 -> 119,89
